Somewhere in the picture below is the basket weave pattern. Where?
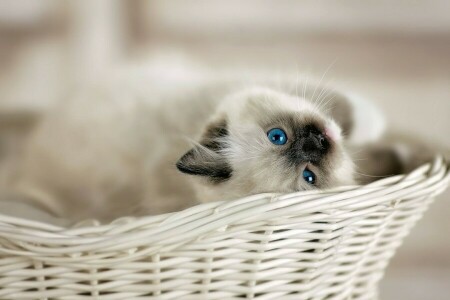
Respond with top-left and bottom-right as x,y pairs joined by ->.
0,157 -> 448,299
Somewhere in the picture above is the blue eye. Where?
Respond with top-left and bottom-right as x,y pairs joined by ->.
267,128 -> 287,145
302,168 -> 316,185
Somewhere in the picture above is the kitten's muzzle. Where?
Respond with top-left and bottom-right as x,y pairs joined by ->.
300,130 -> 329,160
284,125 -> 330,164
302,127 -> 328,149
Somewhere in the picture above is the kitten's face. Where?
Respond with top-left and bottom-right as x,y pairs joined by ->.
177,87 -> 355,202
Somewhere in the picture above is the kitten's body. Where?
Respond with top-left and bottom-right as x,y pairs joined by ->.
10,61 -> 388,224
16,65 -> 226,221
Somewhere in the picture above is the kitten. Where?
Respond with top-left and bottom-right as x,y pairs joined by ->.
176,87 -> 357,203
9,62 -> 387,224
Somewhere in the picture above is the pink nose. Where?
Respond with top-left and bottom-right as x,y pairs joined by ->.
324,126 -> 341,142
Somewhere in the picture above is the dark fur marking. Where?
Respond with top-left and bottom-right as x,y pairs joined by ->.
329,96 -> 354,138
176,150 -> 232,182
201,118 -> 229,151
283,124 -> 329,166
176,117 -> 232,183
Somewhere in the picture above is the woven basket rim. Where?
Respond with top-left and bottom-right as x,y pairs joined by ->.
0,156 -> 448,264
0,157 -> 448,299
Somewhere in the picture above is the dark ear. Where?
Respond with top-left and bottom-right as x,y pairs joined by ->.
176,118 -> 232,182
328,94 -> 354,138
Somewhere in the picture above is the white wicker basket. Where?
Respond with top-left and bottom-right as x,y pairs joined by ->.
0,157 -> 448,300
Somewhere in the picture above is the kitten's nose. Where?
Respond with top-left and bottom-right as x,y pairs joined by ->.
300,125 -> 329,160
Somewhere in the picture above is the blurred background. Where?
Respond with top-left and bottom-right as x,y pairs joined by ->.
0,1 -> 449,299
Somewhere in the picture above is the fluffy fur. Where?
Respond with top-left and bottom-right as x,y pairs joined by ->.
10,62 -> 391,224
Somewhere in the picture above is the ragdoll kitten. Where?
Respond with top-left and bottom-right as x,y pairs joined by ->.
10,62 -> 388,223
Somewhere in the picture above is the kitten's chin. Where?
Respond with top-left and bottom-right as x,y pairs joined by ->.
324,124 -> 342,143
339,175 -> 356,187
333,161 -> 356,187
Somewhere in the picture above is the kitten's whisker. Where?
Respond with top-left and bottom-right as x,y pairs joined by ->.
353,171 -> 391,178
311,59 -> 337,106
317,78 -> 337,104
319,95 -> 336,113
352,158 -> 369,161
253,165 -> 271,179
295,68 -> 301,110
314,84 -> 332,110
302,75 -> 309,105
233,155 -> 261,162
322,102 -> 336,114
350,149 -> 366,155
315,90 -> 331,111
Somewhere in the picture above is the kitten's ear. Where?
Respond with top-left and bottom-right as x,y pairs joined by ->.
327,94 -> 354,137
325,91 -> 385,144
176,118 -> 232,182
340,93 -> 385,144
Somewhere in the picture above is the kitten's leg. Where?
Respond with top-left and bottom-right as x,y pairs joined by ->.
351,132 -> 448,184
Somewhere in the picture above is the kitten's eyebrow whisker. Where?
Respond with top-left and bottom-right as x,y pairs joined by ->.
319,95 -> 336,112
302,75 -> 309,109
316,82 -> 339,112
311,59 -> 336,106
315,89 -> 331,111
315,83 -> 332,110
